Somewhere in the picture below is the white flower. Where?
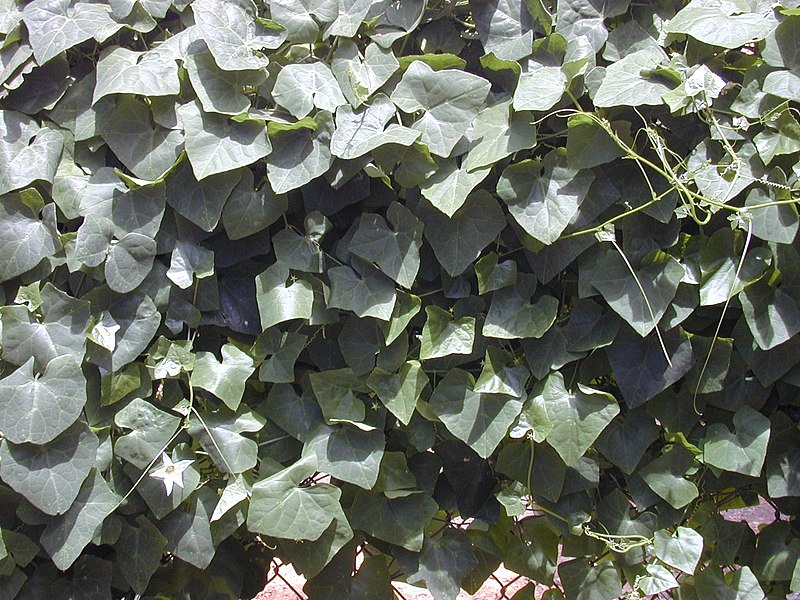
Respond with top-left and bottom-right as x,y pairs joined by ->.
150,452 -> 194,496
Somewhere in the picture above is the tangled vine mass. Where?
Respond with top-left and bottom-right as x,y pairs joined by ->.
0,0 -> 799,598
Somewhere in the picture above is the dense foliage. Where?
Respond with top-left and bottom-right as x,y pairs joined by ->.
1,0 -> 800,597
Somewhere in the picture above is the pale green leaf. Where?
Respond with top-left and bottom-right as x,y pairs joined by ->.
418,190 -> 505,277
542,371 -> 619,467
93,46 -> 180,103
178,100 -> 271,180
419,306 -> 475,360
0,421 -> 97,516
497,150 -> 594,245
187,407 -> 265,474
0,355 -> 86,445
248,455 -> 340,540
185,41 -> 267,115
593,46 -> 671,107
665,0 -> 776,49
654,526 -> 704,574
255,262 -> 315,329
429,369 -> 523,458
367,360 -> 428,425
114,398 -> 182,469
191,344 -> 255,410
349,201 -> 423,288
273,62 -> 346,119
40,470 -> 119,570
192,0 -> 284,71
0,111 -> 64,196
391,61 -> 491,157
420,158 -> 490,217
703,405 -> 770,477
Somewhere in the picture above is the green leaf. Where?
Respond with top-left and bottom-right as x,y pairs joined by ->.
475,253 -> 517,294
0,355 -> 86,445
471,0 -> 535,61
263,384 -> 324,443
248,455 -> 341,540
1,284 -> 90,369
327,260 -> 397,321
473,346 -> 529,398
665,0 -> 776,49
429,369 -> 523,458
542,371 -> 619,467
593,46 -> 672,107
255,262 -> 314,329
418,191 -> 506,277
40,470 -> 119,570
595,409 -> 659,474
185,42 -> 267,116
114,398 -> 182,469
187,407 -> 265,474
463,100 -> 536,172
0,421 -> 98,515
367,360 -> 428,425
160,488 -> 217,569
391,61 -> 491,157
97,96 -> 183,181
639,445 -> 699,509
330,95 -> 420,160
566,114 -> 626,169
105,233 -> 157,294
309,368 -> 368,425
483,284 -> 559,340
115,516 -> 168,594
325,0 -> 376,38
273,62 -> 346,119
192,0 -> 284,71
331,40 -> 399,107
349,201 -> 423,288
592,249 -> 684,337
350,490 -> 437,551
419,306 -> 475,360
22,0 -> 122,64
698,228 -> 770,306
307,423 -> 385,488
406,529 -> 478,600
383,290 -> 421,345
559,559 -> 622,600
266,111 -> 333,194
74,214 -> 114,268
93,46 -> 180,103
638,563 -> 678,596
513,66 -> 568,112
419,158 -> 490,217
167,240 -> 215,290
222,169 -> 287,240
0,112 -> 63,196
178,101 -> 271,180
0,191 -> 60,283
703,405 -> 770,477
654,526 -> 704,574
256,329 -> 307,383
191,344 -> 255,410
740,277 -> 800,351
497,150 -> 594,245
280,501 -> 353,579
605,325 -> 695,408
